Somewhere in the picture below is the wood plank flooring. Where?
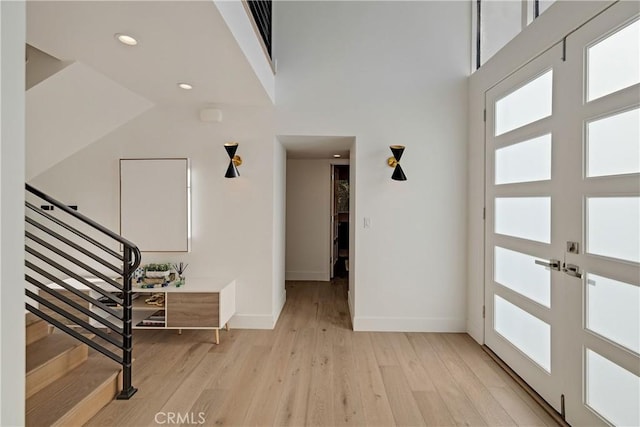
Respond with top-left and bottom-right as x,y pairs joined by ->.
86,280 -> 559,427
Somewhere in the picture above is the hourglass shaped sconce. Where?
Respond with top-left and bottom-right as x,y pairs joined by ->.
224,142 -> 242,178
387,145 -> 407,181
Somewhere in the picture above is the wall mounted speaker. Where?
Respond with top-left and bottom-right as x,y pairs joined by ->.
199,108 -> 222,123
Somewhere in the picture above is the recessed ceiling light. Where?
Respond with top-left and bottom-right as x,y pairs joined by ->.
178,83 -> 193,90
333,154 -> 341,158
115,33 -> 138,46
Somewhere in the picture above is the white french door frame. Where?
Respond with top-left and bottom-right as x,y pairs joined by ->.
558,3 -> 640,425
484,2 -> 640,425
484,42 -> 565,414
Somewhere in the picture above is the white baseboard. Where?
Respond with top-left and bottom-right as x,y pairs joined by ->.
347,290 -> 354,326
272,289 -> 287,326
229,289 -> 287,330
229,313 -> 276,329
285,271 -> 329,281
353,315 -> 466,332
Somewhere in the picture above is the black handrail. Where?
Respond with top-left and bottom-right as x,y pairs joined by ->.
26,217 -> 123,274
246,0 -> 272,58
26,233 -> 123,289
26,201 -> 123,261
26,184 -> 140,254
24,183 -> 141,400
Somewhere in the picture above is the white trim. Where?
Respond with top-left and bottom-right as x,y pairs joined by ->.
353,316 -> 466,332
1,2 -> 26,425
347,290 -> 355,327
329,158 -> 350,166
272,289 -> 287,327
229,313 -> 276,330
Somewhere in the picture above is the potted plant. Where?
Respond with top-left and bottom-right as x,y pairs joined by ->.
144,263 -> 172,279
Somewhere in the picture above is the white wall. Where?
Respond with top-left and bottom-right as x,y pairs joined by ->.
0,1 -> 26,424
466,1 -> 616,342
348,145 -> 357,323
25,62 -> 153,180
285,159 -> 331,281
275,1 -> 470,331
30,103 -> 282,329
214,0 -> 275,103
272,140 -> 286,324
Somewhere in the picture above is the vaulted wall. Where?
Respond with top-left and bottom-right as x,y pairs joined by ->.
274,1 -> 471,331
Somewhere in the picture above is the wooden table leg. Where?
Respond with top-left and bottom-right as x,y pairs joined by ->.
178,329 -> 182,335
225,323 -> 229,331
215,328 -> 220,345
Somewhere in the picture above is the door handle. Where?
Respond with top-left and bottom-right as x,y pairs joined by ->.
535,259 -> 561,271
563,263 -> 582,279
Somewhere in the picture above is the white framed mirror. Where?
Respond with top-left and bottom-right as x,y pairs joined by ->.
120,158 -> 191,252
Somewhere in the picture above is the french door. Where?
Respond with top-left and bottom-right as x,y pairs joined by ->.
484,2 -> 639,425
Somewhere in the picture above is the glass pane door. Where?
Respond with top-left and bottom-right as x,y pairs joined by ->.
484,5 -> 639,424
484,43 -> 565,411
560,4 -> 640,425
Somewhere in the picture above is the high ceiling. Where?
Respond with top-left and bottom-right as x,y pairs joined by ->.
26,2 -> 350,164
26,1 -> 272,108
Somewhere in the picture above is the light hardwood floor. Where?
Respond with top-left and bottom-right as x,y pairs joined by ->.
86,280 -> 560,427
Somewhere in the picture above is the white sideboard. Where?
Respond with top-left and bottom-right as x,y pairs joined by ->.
41,276 -> 236,344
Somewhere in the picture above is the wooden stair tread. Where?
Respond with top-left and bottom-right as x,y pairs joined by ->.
26,353 -> 121,427
26,313 -> 43,327
26,333 -> 86,373
26,333 -> 91,398
26,314 -> 49,346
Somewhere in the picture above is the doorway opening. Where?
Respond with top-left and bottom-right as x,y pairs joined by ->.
279,135 -> 355,328
331,165 -> 349,280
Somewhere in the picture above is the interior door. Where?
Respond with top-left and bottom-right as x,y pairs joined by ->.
485,2 -> 640,425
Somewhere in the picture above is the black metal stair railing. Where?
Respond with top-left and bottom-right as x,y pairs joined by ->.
247,0 -> 272,58
24,183 -> 141,399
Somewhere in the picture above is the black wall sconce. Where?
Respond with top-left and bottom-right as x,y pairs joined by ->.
387,145 -> 407,181
224,142 -> 242,178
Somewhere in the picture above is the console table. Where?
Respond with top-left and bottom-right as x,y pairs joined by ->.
132,277 -> 236,344
39,276 -> 236,344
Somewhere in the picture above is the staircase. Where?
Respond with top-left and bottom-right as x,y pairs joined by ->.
23,184 -> 141,424
25,314 -> 122,426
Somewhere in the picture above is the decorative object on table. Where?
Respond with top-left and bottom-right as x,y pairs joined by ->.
387,145 -> 407,181
133,267 -> 144,283
142,264 -> 175,287
140,283 -> 166,289
144,263 -> 172,278
171,262 -> 189,287
132,262 -> 188,288
144,293 -> 165,307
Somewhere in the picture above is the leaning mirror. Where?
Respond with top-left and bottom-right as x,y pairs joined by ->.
120,158 -> 191,252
